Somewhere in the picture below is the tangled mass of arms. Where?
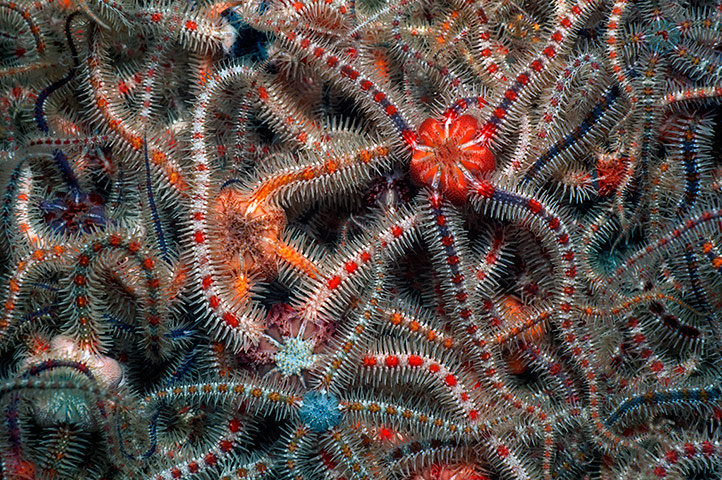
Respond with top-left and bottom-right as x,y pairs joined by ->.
1,0 -> 722,478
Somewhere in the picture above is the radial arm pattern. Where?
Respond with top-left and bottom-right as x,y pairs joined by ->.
1,0 -> 722,479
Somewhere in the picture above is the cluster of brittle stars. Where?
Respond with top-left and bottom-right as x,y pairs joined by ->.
1,0 -> 722,479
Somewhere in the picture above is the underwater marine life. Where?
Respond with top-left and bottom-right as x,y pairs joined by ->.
1,0 -> 722,478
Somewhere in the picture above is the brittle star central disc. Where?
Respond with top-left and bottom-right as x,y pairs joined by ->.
298,391 -> 342,433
